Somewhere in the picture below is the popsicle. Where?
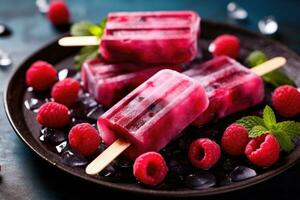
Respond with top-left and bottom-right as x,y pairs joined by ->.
59,11 -> 201,64
97,69 -> 208,158
184,56 -> 265,125
81,58 -> 182,107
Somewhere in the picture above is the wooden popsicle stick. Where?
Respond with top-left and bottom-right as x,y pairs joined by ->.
85,138 -> 131,175
85,56 -> 287,176
251,56 -> 286,76
58,36 -> 99,46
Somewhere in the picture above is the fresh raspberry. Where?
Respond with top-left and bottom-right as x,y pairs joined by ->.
68,123 -> 101,157
222,123 -> 250,156
272,85 -> 300,117
245,134 -> 280,167
26,61 -> 57,91
133,152 -> 168,186
47,0 -> 70,26
36,102 -> 69,128
210,34 -> 240,59
51,78 -> 81,107
188,138 -> 221,170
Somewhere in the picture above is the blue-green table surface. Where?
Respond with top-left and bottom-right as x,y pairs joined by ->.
0,0 -> 300,199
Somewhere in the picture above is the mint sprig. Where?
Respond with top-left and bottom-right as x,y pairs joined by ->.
70,21 -> 94,36
70,18 -> 107,70
246,51 -> 295,87
236,116 -> 265,131
237,105 -> 300,152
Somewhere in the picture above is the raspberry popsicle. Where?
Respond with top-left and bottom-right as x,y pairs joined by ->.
81,58 -> 182,107
60,11 -> 200,64
184,56 -> 264,125
97,69 -> 208,160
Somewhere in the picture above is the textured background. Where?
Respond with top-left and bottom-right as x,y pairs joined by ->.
0,0 -> 300,199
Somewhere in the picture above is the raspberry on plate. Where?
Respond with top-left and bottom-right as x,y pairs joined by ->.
188,138 -> 221,170
36,102 -> 69,128
133,152 -> 168,186
47,0 -> 70,26
222,123 -> 250,156
245,134 -> 280,167
210,34 -> 240,59
51,78 -> 81,107
68,123 -> 101,157
26,61 -> 57,91
272,85 -> 300,117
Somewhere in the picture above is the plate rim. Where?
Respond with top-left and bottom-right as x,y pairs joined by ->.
4,19 -> 300,197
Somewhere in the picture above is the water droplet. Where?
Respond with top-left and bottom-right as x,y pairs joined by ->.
185,172 -> 216,189
24,98 -> 41,111
58,69 -> 69,80
69,117 -> 86,127
0,24 -> 12,36
87,105 -> 105,121
56,141 -> 67,153
230,166 -> 257,181
27,87 -> 34,92
58,68 -> 78,80
99,165 -> 115,177
0,49 -> 12,68
227,2 -> 248,20
80,93 -> 98,109
36,0 -> 49,13
73,72 -> 81,81
40,128 -> 67,144
39,135 -> 45,142
61,150 -> 88,167
208,43 -> 215,53
258,16 -> 278,35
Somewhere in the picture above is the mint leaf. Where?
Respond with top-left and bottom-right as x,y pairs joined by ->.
263,70 -> 296,87
74,46 -> 99,70
246,50 -> 268,67
88,25 -> 103,37
249,125 -> 268,138
276,121 -> 300,137
236,116 -> 265,131
70,21 -> 94,36
100,18 -> 107,29
272,130 -> 294,152
263,105 -> 276,129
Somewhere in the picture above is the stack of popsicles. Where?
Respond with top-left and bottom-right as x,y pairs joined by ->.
73,10 -> 283,174
82,10 -> 200,106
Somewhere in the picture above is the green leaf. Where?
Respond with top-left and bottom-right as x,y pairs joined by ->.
74,46 -> 99,70
88,25 -> 103,37
70,21 -> 94,36
236,116 -> 265,131
263,105 -> 276,129
275,121 -> 300,137
272,130 -> 294,152
100,18 -> 107,29
262,70 -> 296,87
247,50 -> 295,87
249,125 -> 268,138
246,50 -> 268,67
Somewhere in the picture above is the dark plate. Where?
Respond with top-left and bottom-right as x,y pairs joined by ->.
4,20 -> 300,197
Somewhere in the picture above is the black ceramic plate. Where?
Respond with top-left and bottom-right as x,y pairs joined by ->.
4,20 -> 300,197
